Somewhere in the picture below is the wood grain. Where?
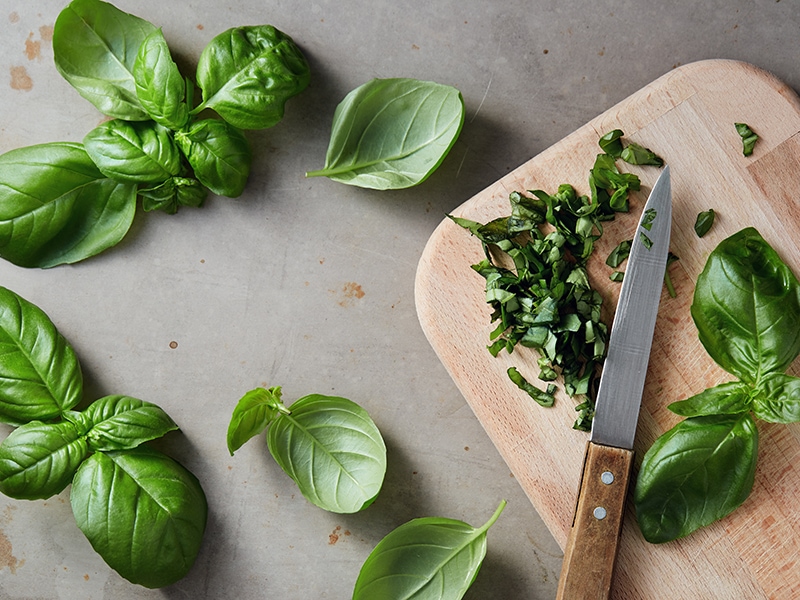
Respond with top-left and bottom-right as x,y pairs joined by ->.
415,60 -> 800,599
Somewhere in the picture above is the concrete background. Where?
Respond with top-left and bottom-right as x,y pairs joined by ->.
0,1 -> 799,598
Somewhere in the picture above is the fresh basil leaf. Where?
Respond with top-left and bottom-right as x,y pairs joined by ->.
71,447 -> 207,588
176,119 -> 252,197
0,142 -> 137,268
634,412 -> 758,544
267,394 -> 386,514
752,372 -> 800,423
691,228 -> 800,382
694,209 -> 715,238
0,286 -> 82,424
620,142 -> 664,167
84,120 -> 181,183
352,500 -> 506,600
306,78 -> 465,189
507,367 -> 555,407
598,129 -> 624,158
53,0 -> 156,120
139,177 -> 208,214
735,122 -> 759,156
81,395 -> 179,451
194,25 -> 310,130
227,386 -> 285,455
606,239 -> 632,268
0,420 -> 90,500
133,28 -> 189,129
667,381 -> 752,417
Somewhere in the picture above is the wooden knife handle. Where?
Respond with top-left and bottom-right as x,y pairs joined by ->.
555,441 -> 634,600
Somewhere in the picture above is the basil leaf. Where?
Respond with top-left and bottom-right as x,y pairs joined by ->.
0,286 -> 82,424
735,122 -> 759,156
176,119 -> 252,197
667,381 -> 752,417
82,395 -> 179,451
634,413 -> 758,544
507,367 -> 555,407
226,386 -> 285,455
139,177 -> 208,214
53,0 -> 156,120
691,228 -> 800,382
70,447 -> 207,588
694,209 -> 715,238
133,28 -> 189,129
84,120 -> 181,183
0,142 -> 137,268
620,142 -> 664,167
194,25 -> 310,130
267,394 -> 386,514
752,372 -> 800,423
306,78 -> 465,189
605,239 -> 632,268
0,420 -> 89,499
352,500 -> 506,600
598,129 -> 624,157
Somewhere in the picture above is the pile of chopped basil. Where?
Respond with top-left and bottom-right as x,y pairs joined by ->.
451,131 -> 663,430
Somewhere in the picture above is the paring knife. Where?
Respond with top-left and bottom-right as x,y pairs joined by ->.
555,166 -> 672,600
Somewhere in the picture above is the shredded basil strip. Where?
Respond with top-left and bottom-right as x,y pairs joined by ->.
735,122 -> 758,156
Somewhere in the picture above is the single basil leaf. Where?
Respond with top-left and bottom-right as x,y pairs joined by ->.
598,129 -> 624,157
752,372 -> 800,423
694,209 -> 715,238
0,286 -> 82,424
82,395 -> 179,451
667,381 -> 753,417
227,386 -> 285,456
735,122 -> 759,156
620,142 -> 664,167
84,120 -> 181,183
606,239 -> 632,268
71,447 -> 207,588
507,367 -> 555,407
352,500 -> 506,600
0,142 -> 137,268
133,28 -> 189,129
53,0 -> 156,120
194,25 -> 310,130
691,228 -> 800,382
267,394 -> 386,514
176,119 -> 252,198
634,413 -> 758,543
0,420 -> 89,499
139,177 -> 208,214
306,78 -> 465,189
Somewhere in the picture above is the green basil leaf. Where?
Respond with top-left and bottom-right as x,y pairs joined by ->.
227,386 -> 285,455
0,420 -> 89,500
306,78 -> 465,189
267,394 -> 386,514
133,28 -> 189,129
735,122 -> 759,156
0,142 -> 137,268
352,500 -> 506,600
82,395 -> 179,451
620,142 -> 664,167
752,372 -> 800,423
71,447 -> 207,588
194,25 -> 310,130
634,413 -> 758,543
139,177 -> 208,214
667,381 -> 752,417
0,286 -> 82,424
605,239 -> 632,268
176,119 -> 252,198
694,209 -> 715,238
507,367 -> 555,407
84,120 -> 181,183
53,0 -> 155,120
598,129 -> 624,158
690,227 -> 800,382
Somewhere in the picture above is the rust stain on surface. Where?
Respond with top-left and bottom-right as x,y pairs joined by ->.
10,66 -> 32,90
0,529 -> 21,573
39,25 -> 54,42
25,33 -> 41,60
330,282 -> 366,307
329,525 -> 342,545
9,12 -> 19,24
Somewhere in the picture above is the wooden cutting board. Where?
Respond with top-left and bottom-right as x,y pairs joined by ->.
415,59 -> 800,599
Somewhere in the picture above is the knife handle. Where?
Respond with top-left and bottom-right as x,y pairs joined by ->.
555,441 -> 634,600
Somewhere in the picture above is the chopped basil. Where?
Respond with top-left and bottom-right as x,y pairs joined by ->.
621,142 -> 664,167
598,129 -> 624,158
694,209 -> 715,237
507,367 -> 556,407
609,271 -> 625,282
664,252 -> 680,298
639,231 -> 653,250
606,239 -> 632,268
735,122 -> 758,156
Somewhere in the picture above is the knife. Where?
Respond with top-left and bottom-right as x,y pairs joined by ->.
555,166 -> 672,600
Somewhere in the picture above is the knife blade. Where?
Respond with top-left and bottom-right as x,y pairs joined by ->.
555,165 -> 672,600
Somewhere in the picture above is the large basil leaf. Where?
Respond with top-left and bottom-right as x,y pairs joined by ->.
0,286 -> 82,424
752,373 -> 800,423
84,120 -> 181,183
306,78 -> 465,190
267,394 -> 386,514
133,28 -> 189,130
352,501 -> 506,600
668,381 -> 752,417
71,447 -> 207,588
634,412 -> 758,543
53,0 -> 156,120
0,142 -> 137,268
81,395 -> 179,451
227,386 -> 284,456
0,420 -> 89,500
691,228 -> 800,382
194,25 -> 310,130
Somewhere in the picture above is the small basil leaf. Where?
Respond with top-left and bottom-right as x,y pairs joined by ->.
634,413 -> 758,544
139,177 -> 208,214
694,209 -> 715,238
53,0 -> 156,120
667,381 -> 752,417
507,367 -> 555,407
84,120 -> 181,183
267,394 -> 386,514
306,78 -> 465,189
176,119 -> 252,197
133,28 -> 189,129
752,373 -> 800,423
620,142 -> 664,167
82,395 -> 179,451
0,286 -> 82,424
598,129 -> 624,157
0,420 -> 89,499
735,122 -> 759,156
194,25 -> 310,130
352,500 -> 506,600
70,447 -> 207,588
606,239 -> 632,268
227,386 -> 285,455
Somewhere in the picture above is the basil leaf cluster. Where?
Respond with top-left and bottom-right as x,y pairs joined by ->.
635,227 -> 800,543
0,286 -> 207,588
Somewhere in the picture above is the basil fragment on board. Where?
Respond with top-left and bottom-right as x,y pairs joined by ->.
735,122 -> 759,156
694,209 -> 715,237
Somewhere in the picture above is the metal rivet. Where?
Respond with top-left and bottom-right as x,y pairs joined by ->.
593,507 -> 607,520
601,471 -> 614,485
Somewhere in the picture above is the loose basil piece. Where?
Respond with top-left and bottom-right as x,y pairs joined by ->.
226,386 -> 285,455
735,122 -> 759,156
81,395 -> 179,451
306,78 -> 465,189
620,142 -> 664,167
507,367 -> 555,407
694,209 -> 715,237
352,500 -> 506,600
71,447 -> 208,589
606,239 -> 632,268
133,28 -> 189,129
598,129 -> 624,157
